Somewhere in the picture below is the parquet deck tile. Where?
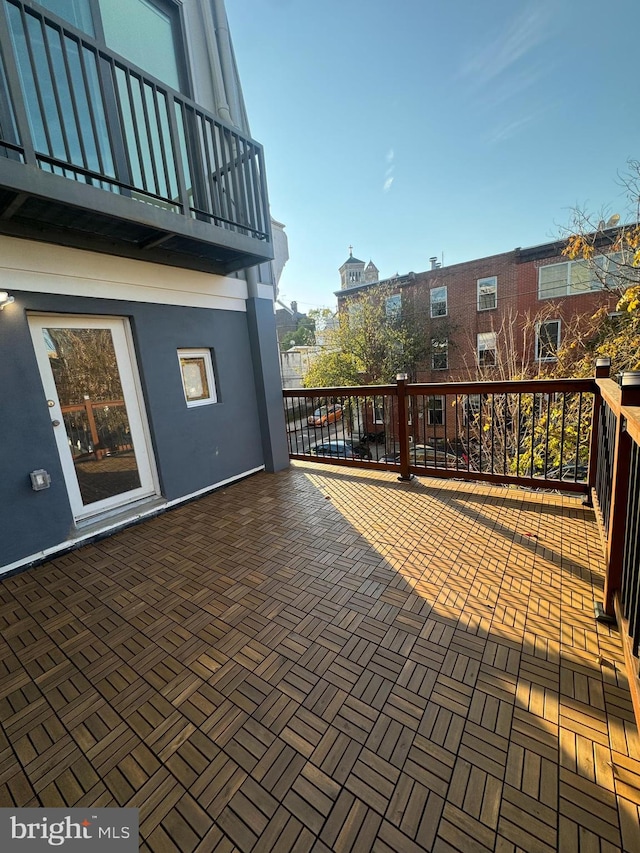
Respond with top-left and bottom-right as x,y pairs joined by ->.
1,462 -> 639,851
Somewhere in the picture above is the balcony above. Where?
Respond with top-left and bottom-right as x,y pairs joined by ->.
0,1 -> 273,274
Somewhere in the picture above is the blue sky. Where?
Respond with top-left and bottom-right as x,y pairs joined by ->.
227,0 -> 638,311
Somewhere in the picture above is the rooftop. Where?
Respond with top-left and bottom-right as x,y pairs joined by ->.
1,462 -> 638,851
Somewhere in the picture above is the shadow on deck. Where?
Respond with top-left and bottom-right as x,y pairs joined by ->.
0,462 -> 639,851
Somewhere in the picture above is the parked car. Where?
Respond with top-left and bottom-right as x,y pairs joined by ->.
379,445 -> 460,466
360,431 -> 386,444
307,404 -> 343,427
411,445 -> 459,466
547,463 -> 588,482
311,439 -> 372,460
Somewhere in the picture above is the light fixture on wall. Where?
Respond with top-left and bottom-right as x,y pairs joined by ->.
0,291 -> 15,310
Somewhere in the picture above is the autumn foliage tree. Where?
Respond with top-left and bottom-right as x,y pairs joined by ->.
562,160 -> 640,293
458,304 -> 605,476
463,160 -> 640,474
554,158 -> 640,374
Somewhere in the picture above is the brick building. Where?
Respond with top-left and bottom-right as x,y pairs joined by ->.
335,238 -> 620,382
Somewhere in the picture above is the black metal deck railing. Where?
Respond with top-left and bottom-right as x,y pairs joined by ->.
622,440 -> 640,655
0,0 -> 271,265
284,378 -> 595,494
284,366 -> 640,727
593,372 -> 640,724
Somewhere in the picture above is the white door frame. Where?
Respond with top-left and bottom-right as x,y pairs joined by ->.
28,314 -> 159,522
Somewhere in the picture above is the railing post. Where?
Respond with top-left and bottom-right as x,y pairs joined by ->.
586,358 -> 611,506
603,372 -> 640,616
396,374 -> 412,482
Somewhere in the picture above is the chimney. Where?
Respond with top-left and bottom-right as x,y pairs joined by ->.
290,300 -> 297,313
430,257 -> 438,270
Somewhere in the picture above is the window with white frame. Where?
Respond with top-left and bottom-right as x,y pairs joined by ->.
430,286 -> 447,317
431,339 -> 448,370
373,396 -> 384,424
536,320 -> 561,361
477,332 -> 497,367
477,276 -> 497,311
385,293 -> 401,319
538,253 -> 623,299
427,395 -> 444,425
178,349 -> 217,406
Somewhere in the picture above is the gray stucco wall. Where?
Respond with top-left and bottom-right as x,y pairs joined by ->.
1,290 -> 265,568
0,296 -> 73,563
246,297 -> 290,473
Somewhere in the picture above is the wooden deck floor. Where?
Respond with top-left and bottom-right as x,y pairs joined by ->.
1,461 -> 639,852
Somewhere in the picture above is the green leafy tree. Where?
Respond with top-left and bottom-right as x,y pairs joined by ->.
305,284 -> 440,386
302,351 -> 362,388
307,307 -> 335,327
280,322 -> 315,351
280,321 -> 316,350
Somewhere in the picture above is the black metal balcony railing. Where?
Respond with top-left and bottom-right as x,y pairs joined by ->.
0,0 -> 271,271
284,367 -> 640,727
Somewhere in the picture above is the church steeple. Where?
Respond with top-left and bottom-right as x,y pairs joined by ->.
338,247 -> 379,289
338,246 -> 366,289
363,260 -> 379,283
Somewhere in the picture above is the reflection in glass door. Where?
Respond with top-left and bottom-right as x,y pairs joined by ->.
29,315 -> 156,520
47,326 -> 142,504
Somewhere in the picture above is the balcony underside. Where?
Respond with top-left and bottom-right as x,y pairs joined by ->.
0,159 -> 273,275
0,462 -> 638,851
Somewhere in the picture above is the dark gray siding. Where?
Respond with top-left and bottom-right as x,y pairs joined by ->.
1,290 -> 264,567
246,297 -> 290,472
0,298 -> 73,563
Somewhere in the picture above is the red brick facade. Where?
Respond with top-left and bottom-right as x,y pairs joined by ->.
336,240 -> 619,382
